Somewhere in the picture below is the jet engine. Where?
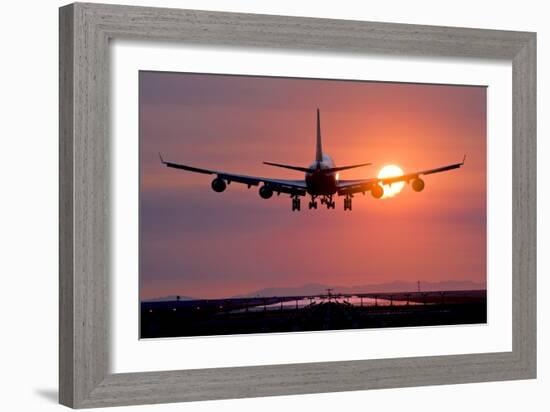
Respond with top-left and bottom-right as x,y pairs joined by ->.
211,177 -> 227,192
412,178 -> 425,192
371,184 -> 384,199
259,184 -> 273,199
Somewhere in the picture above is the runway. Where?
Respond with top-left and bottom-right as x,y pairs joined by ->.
140,289 -> 486,338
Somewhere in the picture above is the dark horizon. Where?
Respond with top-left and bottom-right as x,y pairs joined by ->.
142,279 -> 487,301
141,289 -> 487,338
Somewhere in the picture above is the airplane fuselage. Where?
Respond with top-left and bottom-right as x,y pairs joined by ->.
305,154 -> 338,196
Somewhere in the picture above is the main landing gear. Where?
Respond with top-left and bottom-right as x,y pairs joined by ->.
344,195 -> 353,211
320,195 -> 336,209
291,196 -> 301,211
308,196 -> 318,210
292,195 -> 342,211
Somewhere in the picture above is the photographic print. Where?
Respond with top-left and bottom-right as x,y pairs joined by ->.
139,71 -> 487,339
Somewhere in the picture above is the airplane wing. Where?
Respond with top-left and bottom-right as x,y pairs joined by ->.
159,153 -> 307,196
337,157 -> 466,196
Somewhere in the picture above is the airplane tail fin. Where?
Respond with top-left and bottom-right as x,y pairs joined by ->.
262,109 -> 325,173
263,110 -> 371,174
316,108 -> 323,162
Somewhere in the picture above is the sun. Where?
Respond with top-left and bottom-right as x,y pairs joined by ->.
377,165 -> 405,198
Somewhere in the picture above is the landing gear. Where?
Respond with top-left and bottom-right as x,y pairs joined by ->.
322,195 -> 335,209
308,196 -> 318,210
344,195 -> 353,211
291,196 -> 301,211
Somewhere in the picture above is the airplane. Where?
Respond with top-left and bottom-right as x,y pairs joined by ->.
159,109 -> 465,211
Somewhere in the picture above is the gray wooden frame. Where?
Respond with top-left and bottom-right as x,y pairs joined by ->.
59,2 -> 536,408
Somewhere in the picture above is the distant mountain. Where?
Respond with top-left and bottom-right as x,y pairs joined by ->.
234,280 -> 486,298
144,280 -> 486,301
142,295 -> 197,302
232,283 -> 328,298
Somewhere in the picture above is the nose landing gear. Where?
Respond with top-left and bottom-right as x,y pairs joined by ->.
308,198 -> 318,209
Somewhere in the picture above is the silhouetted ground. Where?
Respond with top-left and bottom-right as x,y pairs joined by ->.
140,291 -> 486,338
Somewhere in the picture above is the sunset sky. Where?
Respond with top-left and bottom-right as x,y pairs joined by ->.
139,71 -> 486,300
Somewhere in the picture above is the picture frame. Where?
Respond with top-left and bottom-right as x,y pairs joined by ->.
59,2 -> 536,408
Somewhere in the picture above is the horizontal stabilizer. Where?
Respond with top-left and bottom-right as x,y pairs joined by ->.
263,161 -> 312,173
325,162 -> 372,173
